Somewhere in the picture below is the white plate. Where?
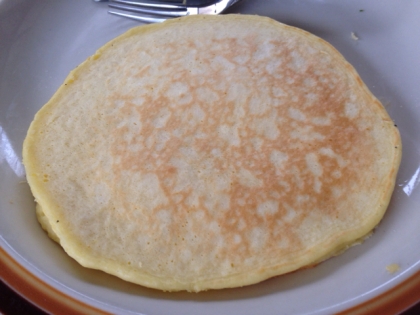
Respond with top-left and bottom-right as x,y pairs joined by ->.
1,1 -> 420,314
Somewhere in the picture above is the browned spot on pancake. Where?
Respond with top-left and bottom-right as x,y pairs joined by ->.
104,30 -> 376,267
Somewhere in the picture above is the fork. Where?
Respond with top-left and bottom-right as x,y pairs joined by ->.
94,0 -> 244,23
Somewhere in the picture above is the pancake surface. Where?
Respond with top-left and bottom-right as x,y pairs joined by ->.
23,15 -> 401,292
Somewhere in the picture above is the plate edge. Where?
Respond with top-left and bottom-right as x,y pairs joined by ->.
0,246 -> 110,315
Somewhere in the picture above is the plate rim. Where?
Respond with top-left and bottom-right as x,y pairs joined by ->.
1,244 -> 420,315
0,246 -> 109,315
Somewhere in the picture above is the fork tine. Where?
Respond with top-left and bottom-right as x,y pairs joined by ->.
110,0 -> 186,10
109,3 -> 187,17
108,10 -> 167,23
101,0 -> 245,23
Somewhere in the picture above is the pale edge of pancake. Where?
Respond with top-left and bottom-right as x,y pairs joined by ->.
23,14 -> 402,292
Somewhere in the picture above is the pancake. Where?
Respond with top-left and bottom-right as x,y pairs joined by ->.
22,14 -> 401,292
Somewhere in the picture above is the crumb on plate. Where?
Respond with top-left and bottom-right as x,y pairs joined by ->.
386,264 -> 400,274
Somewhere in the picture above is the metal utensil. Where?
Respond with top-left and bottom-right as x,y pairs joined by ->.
95,0 -> 244,23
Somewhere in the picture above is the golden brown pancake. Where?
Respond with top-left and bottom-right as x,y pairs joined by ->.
22,14 -> 401,292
